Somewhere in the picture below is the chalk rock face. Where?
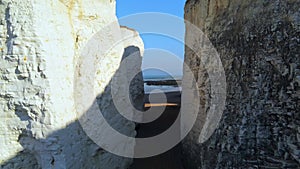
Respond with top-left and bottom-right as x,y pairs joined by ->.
183,0 -> 300,168
0,0 -> 144,169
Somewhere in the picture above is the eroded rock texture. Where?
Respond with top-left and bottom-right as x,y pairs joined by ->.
0,1 -> 144,168
183,0 -> 300,168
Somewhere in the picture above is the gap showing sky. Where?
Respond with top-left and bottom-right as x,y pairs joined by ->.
116,0 -> 186,77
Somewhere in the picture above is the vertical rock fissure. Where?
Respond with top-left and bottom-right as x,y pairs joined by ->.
5,2 -> 14,55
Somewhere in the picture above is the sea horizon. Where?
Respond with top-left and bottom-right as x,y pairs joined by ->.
143,74 -> 183,81
143,74 -> 182,94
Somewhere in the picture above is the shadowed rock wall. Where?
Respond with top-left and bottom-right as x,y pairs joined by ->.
182,0 -> 300,168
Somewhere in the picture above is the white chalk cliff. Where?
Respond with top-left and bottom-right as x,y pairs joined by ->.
0,0 -> 144,168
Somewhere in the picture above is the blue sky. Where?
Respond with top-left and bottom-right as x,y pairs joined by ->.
116,0 -> 186,77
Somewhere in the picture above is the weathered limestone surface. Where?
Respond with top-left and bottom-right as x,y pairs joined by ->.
183,0 -> 300,168
0,0 -> 144,168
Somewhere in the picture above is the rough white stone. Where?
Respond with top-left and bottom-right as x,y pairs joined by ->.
0,1 -> 144,168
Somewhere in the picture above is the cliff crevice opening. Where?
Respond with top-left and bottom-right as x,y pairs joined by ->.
0,0 -> 299,169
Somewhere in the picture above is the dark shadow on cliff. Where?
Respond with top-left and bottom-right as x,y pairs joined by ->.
1,46 -> 142,169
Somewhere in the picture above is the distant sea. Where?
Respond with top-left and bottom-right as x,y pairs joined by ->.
143,74 -> 182,81
143,74 -> 182,94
